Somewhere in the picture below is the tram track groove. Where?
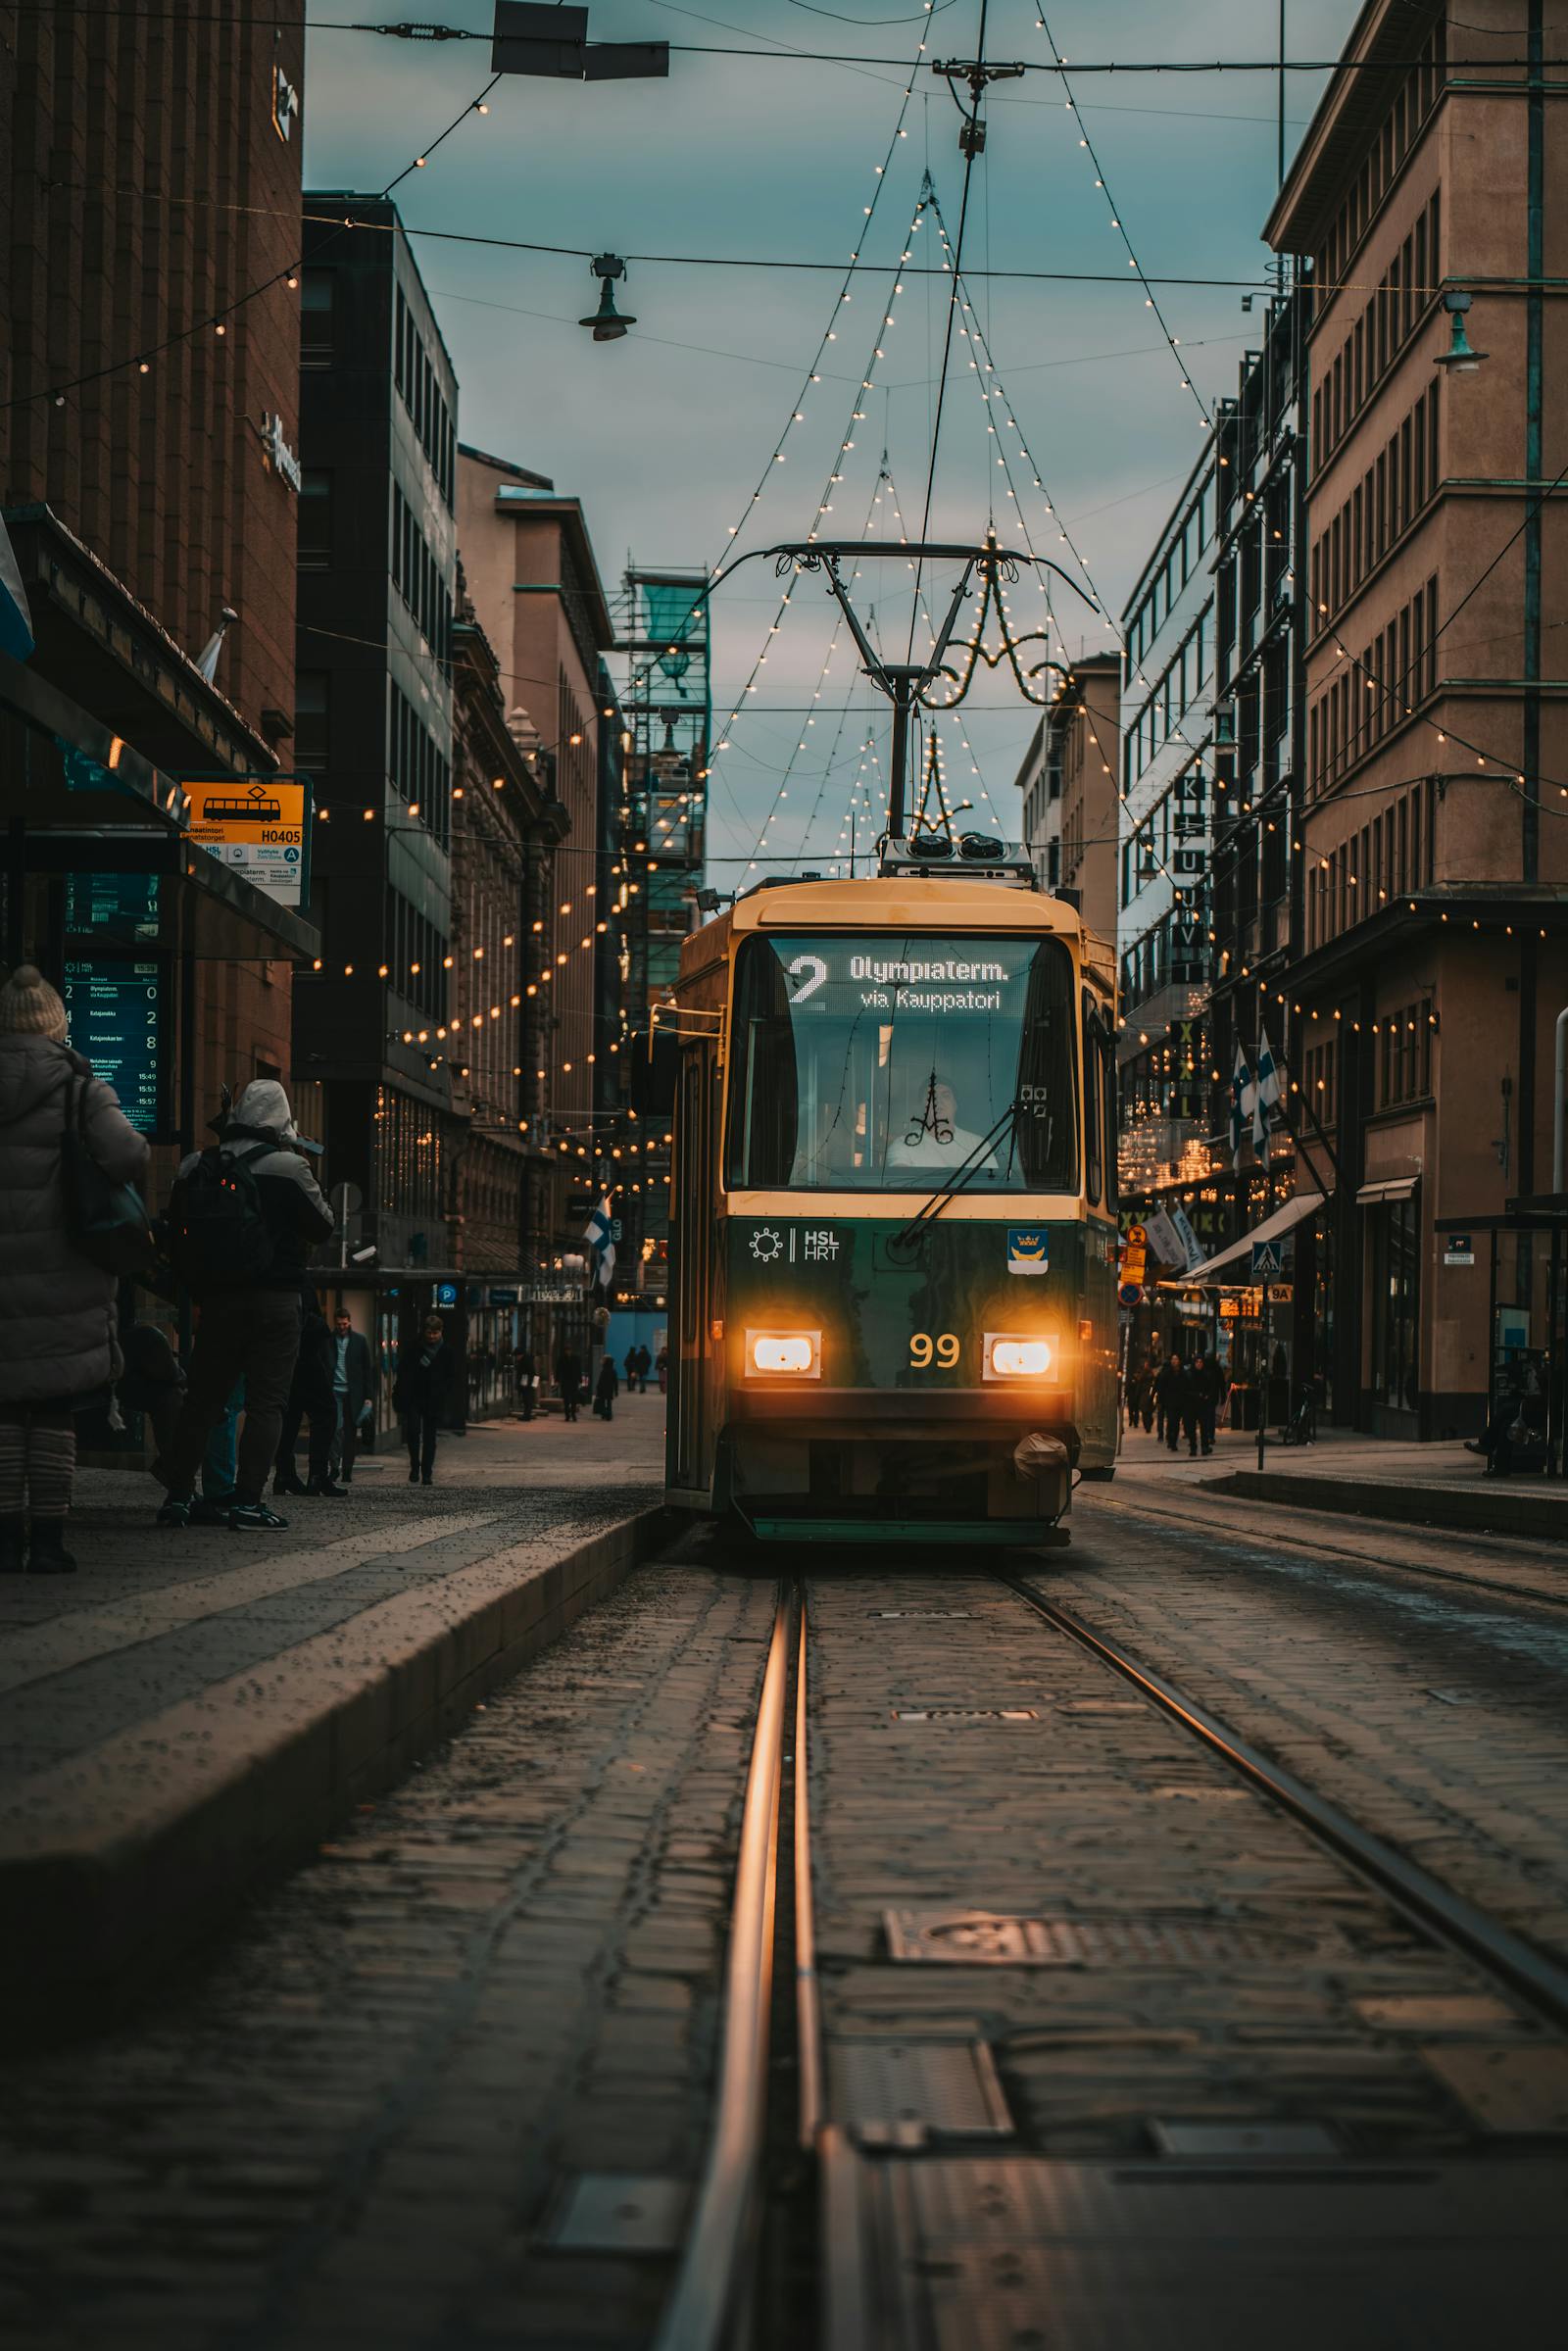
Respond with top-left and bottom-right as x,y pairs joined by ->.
653,1583 -> 795,2351
651,1552 -> 1568,2347
1000,1571 -> 1568,2035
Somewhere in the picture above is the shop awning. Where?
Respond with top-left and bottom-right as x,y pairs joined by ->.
1180,1188 -> 1330,1287
1356,1176 -> 1418,1205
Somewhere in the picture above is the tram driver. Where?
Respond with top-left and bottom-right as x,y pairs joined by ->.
884,1080 -> 1001,1179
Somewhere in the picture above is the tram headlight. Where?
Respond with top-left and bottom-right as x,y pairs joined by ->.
983,1334 -> 1054,1382
745,1329 -> 822,1379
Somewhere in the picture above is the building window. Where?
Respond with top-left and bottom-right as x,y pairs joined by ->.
299,469 -> 333,569
295,670 -> 330,772
301,269 -> 335,368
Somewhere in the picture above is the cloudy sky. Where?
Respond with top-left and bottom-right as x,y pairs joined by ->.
303,0 -> 1357,869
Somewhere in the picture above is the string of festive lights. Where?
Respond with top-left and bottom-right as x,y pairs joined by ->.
704,191 -> 929,864
3,77 -> 502,413
742,460 -> 897,865
1034,12 -> 1212,433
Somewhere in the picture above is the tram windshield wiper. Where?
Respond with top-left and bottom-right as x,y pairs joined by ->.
893,1097 -> 1022,1249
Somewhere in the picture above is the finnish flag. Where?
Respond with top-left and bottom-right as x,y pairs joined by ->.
1252,1027 -> 1282,1149
1230,1039 -> 1254,1171
0,518 -> 34,662
583,1194 -> 615,1291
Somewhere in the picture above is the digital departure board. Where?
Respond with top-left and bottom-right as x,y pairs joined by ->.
60,958 -> 166,1136
65,871 -> 161,943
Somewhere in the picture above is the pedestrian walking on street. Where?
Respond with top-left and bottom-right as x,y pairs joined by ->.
395,1315 -> 453,1486
634,1342 -> 652,1394
328,1307 -> 373,1483
595,1356 -> 619,1421
557,1344 -> 583,1423
155,1080 -> 333,1532
516,1345 -> 537,1421
1155,1351 -> 1191,1454
0,964 -> 150,1574
656,1347 -> 668,1396
1190,1346 -> 1222,1456
274,1288 -> 341,1496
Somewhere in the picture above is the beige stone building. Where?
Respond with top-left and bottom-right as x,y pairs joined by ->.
1266,0 -> 1568,1436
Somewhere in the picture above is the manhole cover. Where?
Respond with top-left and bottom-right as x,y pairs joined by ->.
831,2038 -> 1014,2140
884,1909 -> 1322,1967
892,1707 -> 1040,1723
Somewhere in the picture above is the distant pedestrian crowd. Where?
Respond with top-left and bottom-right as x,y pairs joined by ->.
0,966 -> 467,1570
1123,1345 -> 1223,1458
0,960 -> 672,1573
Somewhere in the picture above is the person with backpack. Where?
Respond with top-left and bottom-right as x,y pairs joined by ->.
556,1342 -> 583,1423
154,1079 -> 333,1531
0,965 -> 150,1573
595,1354 -> 619,1421
394,1314 -> 454,1485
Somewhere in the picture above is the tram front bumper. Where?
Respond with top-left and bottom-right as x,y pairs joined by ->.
722,1388 -> 1077,1536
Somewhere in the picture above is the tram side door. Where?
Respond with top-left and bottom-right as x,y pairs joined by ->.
671,1045 -> 715,1494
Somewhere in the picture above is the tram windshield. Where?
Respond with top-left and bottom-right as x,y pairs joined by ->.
726,931 -> 1078,1193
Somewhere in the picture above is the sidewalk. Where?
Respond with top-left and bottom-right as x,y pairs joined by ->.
0,1396 -> 670,2025
1112,1420 -> 1567,1538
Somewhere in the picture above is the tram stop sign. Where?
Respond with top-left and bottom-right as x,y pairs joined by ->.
1250,1239 -> 1285,1280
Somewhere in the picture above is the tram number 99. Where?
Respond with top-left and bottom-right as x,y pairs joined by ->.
909,1333 -> 960,1369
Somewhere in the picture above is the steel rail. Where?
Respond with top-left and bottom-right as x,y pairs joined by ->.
794,1605 -> 824,2151
654,1586 -> 793,2351
1002,1575 -> 1568,2035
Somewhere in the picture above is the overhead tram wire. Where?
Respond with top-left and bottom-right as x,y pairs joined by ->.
12,14 -> 1561,70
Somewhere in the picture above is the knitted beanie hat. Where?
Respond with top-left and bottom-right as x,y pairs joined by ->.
0,965 -> 68,1044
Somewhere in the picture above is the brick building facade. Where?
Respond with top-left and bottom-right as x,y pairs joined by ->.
1266,0 -> 1568,1436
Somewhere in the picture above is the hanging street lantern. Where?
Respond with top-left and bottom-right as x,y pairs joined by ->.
1434,289 -> 1488,374
580,254 -> 636,342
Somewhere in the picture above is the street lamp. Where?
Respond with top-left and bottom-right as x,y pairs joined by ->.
580,254 -> 635,343
1434,289 -> 1488,374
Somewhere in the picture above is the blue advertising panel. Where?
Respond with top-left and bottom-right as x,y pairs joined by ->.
60,957 -> 167,1136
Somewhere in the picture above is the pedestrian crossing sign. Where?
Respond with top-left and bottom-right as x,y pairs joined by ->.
1250,1240 -> 1285,1279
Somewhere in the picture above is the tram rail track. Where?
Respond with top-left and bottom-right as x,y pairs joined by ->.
650,1556 -> 1568,2349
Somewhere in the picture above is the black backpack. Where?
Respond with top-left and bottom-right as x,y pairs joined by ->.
170,1144 -> 274,1290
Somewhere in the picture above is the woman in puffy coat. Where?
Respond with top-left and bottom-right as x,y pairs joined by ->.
0,965 -> 149,1574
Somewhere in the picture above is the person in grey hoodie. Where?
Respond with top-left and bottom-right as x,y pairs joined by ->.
155,1079 -> 333,1532
0,964 -> 150,1574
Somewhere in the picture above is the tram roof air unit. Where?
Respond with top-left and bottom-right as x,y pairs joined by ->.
879,834 -> 1038,885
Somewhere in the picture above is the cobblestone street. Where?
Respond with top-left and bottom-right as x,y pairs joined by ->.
3,1446 -> 1568,2347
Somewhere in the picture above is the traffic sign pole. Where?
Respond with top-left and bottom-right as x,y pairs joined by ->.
1257,1277 -> 1268,1475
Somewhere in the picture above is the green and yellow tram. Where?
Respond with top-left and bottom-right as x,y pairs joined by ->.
664,839 -> 1119,1544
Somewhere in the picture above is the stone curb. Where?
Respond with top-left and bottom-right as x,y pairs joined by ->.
0,1504 -> 675,2030
1207,1469 -> 1565,1539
